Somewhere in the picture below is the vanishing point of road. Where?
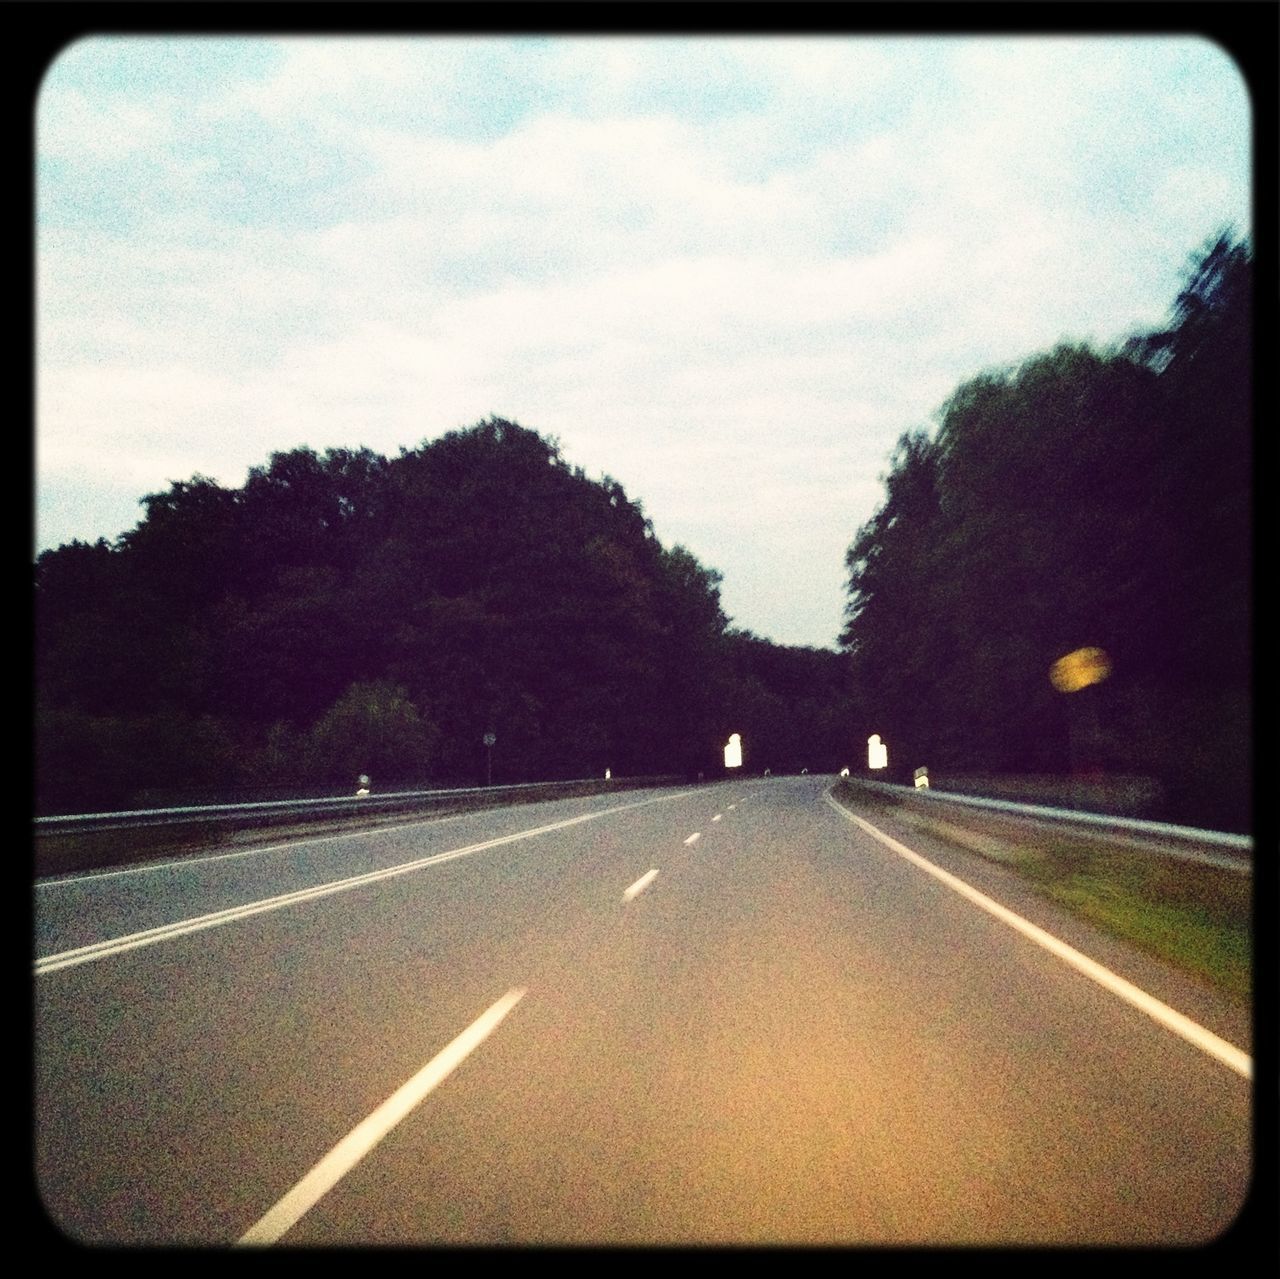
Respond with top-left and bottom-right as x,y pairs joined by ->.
35,776 -> 1251,1245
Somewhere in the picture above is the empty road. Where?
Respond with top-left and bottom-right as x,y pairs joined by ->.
35,776 -> 1251,1245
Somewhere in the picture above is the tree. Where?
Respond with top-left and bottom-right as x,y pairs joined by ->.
838,230 -> 1252,827
36,413 -> 842,810
304,680 -> 440,790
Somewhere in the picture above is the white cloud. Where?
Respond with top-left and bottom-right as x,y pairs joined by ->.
212,37 -> 422,123
35,36 -> 1252,645
38,86 -> 171,163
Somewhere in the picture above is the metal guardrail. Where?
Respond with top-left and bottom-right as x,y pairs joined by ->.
34,775 -> 686,837
848,779 -> 1252,873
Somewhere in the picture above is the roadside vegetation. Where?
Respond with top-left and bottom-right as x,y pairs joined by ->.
36,423 -> 851,814
832,779 -> 1250,1003
839,232 -> 1252,833
36,229 -> 1250,839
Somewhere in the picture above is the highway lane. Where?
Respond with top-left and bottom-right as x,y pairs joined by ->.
34,784 -> 702,961
34,777 -> 1251,1245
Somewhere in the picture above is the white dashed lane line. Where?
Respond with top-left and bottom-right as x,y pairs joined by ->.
683,833 -> 701,846
37,790 -> 702,975
622,869 -> 661,902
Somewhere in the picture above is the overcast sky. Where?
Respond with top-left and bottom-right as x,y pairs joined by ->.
35,35 -> 1250,649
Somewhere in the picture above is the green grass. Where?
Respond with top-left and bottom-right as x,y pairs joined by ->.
833,780 -> 1251,1002
1044,871 -> 1250,999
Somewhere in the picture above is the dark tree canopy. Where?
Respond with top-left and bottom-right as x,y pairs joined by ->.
840,231 -> 1253,830
36,417 -> 855,812
39,231 -> 1249,830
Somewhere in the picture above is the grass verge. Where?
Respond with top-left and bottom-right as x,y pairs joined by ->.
832,780 -> 1251,1003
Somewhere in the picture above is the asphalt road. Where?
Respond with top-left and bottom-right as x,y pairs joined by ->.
34,776 -> 1252,1246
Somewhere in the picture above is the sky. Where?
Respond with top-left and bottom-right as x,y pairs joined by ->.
35,34 -> 1251,650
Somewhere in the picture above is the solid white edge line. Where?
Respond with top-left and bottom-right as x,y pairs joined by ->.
683,833 -> 701,845
823,793 -> 1252,1081
36,809 -> 487,888
36,790 -> 699,974
237,987 -> 527,1246
623,868 -> 660,902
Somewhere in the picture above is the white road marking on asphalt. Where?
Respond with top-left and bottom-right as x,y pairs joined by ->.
237,987 -> 527,1246
824,793 -> 1252,1080
683,833 -> 701,846
727,804 -> 737,811
35,790 -> 701,975
623,869 -> 660,902
712,814 -> 723,822
36,810 -> 485,887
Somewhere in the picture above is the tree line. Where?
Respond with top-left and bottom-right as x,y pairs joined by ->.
36,417 -> 854,814
840,231 -> 1252,832
36,230 -> 1251,830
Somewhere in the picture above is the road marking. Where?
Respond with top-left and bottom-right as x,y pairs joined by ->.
35,810 -> 488,887
237,987 -> 526,1246
35,790 -> 700,975
824,793 -> 1252,1080
683,833 -> 701,846
712,814 -> 723,822
623,869 -> 660,902
727,804 -> 737,811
